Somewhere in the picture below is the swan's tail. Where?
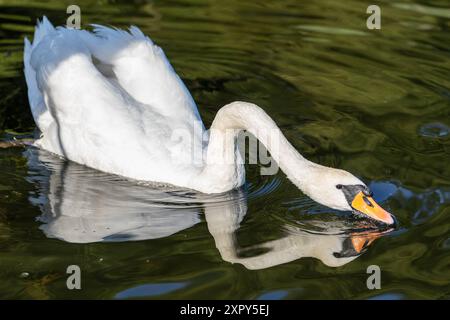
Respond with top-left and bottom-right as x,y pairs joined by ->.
24,16 -> 55,132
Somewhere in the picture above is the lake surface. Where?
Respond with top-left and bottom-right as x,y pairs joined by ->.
0,0 -> 449,299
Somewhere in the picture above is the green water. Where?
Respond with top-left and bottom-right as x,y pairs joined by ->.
1,0 -> 450,299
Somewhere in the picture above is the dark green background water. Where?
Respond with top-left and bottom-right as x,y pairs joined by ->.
0,0 -> 449,299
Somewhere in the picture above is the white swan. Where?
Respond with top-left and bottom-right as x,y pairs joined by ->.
27,147 -> 387,269
23,17 -> 395,226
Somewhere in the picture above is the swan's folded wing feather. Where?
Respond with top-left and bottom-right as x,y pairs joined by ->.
23,17 -> 55,132
79,25 -> 204,128
29,28 -> 179,179
24,18 -> 204,185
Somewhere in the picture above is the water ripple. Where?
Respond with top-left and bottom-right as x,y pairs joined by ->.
419,122 -> 450,138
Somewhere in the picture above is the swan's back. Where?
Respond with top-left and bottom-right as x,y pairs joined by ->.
23,17 -> 205,186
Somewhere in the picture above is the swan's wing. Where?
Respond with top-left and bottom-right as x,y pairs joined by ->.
23,17 -> 55,132
25,18 -> 203,131
24,17 -> 204,185
27,25 -> 177,177
79,24 -> 204,127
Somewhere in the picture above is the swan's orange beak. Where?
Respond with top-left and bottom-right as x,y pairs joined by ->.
351,191 -> 395,226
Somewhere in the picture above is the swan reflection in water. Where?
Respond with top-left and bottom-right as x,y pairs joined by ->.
25,148 -> 391,270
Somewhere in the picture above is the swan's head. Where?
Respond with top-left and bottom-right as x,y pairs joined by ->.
304,166 -> 396,227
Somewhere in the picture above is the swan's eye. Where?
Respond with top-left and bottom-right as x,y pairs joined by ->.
362,188 -> 373,197
336,184 -> 343,190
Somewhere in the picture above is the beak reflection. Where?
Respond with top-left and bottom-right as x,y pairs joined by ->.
350,232 -> 383,254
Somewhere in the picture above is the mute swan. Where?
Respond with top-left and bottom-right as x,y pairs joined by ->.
23,17 -> 395,226
27,147 -> 387,269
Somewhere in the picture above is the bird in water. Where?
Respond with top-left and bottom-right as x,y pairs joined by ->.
22,17 -> 396,227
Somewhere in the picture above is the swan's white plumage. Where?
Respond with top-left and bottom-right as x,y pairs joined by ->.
24,17 -> 371,213
79,23 -> 203,122
24,17 -> 54,132
24,17 -> 206,189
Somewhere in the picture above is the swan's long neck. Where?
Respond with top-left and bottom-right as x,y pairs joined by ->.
193,101 -> 319,193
